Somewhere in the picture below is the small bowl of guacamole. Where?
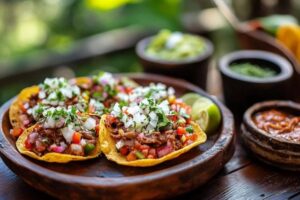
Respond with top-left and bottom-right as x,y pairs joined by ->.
145,29 -> 207,61
136,29 -> 213,90
218,50 -> 293,113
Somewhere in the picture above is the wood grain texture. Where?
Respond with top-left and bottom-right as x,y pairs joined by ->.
0,73 -> 235,200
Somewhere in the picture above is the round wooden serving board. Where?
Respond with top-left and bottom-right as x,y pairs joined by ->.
0,73 -> 235,200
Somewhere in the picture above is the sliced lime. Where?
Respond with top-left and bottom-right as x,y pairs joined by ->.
181,93 -> 203,106
191,98 -> 221,133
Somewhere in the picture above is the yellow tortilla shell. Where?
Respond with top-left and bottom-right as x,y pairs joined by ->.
9,86 -> 39,129
100,115 -> 207,167
16,125 -> 101,163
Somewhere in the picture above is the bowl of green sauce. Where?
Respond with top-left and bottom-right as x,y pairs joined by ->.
136,29 -> 213,90
218,50 -> 293,113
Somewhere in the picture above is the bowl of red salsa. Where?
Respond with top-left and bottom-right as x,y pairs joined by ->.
241,100 -> 300,171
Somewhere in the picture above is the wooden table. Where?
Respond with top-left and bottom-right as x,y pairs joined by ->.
1,67 -> 300,200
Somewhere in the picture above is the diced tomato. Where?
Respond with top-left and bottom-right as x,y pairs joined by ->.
72,132 -> 82,144
126,151 -> 137,161
141,149 -> 149,157
95,124 -> 100,134
134,141 -> 141,149
125,87 -> 133,94
120,146 -> 129,156
186,118 -> 191,124
188,133 -> 198,141
168,115 -> 178,122
25,138 -> 32,150
11,128 -> 23,137
177,127 -> 186,136
184,134 -> 198,146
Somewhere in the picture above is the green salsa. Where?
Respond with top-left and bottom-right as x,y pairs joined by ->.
146,29 -> 206,61
229,63 -> 277,78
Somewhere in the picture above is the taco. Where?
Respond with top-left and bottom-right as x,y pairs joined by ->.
100,84 -> 207,167
16,105 -> 101,163
9,77 -> 87,136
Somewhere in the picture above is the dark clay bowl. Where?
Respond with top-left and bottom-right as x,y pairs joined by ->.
219,50 -> 293,114
241,100 -> 300,171
136,35 -> 214,90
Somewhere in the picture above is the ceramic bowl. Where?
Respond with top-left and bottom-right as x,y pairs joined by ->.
241,100 -> 300,171
136,35 -> 213,90
219,50 -> 293,114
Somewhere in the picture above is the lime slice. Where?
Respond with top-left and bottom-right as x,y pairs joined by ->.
191,98 -> 221,133
181,93 -> 203,106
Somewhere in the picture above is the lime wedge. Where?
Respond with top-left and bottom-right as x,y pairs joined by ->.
181,93 -> 203,106
191,98 -> 221,133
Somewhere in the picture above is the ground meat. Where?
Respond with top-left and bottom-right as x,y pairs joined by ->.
174,140 -> 183,150
81,131 -> 95,140
28,94 -> 39,108
110,133 -> 121,139
65,96 -> 78,106
121,131 -> 137,139
136,131 -> 169,146
37,128 -> 65,145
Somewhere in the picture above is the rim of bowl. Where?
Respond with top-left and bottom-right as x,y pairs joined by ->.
243,100 -> 300,146
219,50 -> 293,83
135,34 -> 214,66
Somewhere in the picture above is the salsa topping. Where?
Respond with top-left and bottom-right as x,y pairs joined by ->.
38,77 -> 81,106
105,83 -> 198,161
24,106 -> 98,156
253,109 -> 300,142
14,72 -> 137,134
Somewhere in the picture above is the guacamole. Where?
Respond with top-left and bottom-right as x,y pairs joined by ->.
229,63 -> 277,78
145,30 -> 206,61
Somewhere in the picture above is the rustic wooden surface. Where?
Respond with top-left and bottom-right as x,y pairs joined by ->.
0,66 -> 300,200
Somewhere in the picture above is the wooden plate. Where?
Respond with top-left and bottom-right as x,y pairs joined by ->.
0,73 -> 235,200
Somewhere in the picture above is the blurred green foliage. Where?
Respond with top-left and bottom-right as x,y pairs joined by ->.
0,0 -> 182,60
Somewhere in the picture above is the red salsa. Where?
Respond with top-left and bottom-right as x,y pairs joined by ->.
253,109 -> 300,142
